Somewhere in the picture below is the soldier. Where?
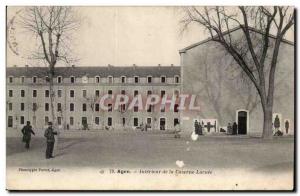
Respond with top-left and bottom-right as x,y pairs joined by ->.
194,120 -> 199,134
232,122 -> 238,135
274,115 -> 280,132
44,122 -> 58,159
21,121 -> 35,149
285,120 -> 289,134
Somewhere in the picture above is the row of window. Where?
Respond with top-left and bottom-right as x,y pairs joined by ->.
7,115 -> 179,129
8,75 -> 180,84
7,102 -> 179,113
8,89 -> 180,98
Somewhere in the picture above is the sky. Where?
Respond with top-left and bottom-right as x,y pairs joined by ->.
6,6 -> 294,67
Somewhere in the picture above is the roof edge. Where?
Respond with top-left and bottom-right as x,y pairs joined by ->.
179,26 -> 294,54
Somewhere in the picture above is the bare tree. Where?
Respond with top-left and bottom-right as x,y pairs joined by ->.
19,6 -> 80,125
181,6 -> 294,138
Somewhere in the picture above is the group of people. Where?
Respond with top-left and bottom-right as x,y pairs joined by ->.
227,122 -> 238,135
21,121 -> 58,159
194,120 -> 203,135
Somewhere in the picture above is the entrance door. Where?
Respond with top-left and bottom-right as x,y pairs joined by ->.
147,118 -> 152,129
174,118 -> 179,126
82,117 -> 88,129
8,116 -> 13,127
160,118 -> 166,130
238,111 -> 247,134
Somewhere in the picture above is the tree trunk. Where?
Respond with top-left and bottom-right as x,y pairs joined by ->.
262,104 -> 273,139
49,71 -> 55,124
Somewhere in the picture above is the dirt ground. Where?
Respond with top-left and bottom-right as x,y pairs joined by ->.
6,130 -> 294,173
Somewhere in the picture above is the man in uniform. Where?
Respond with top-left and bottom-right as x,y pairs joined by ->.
21,121 -> 35,149
44,122 -> 58,159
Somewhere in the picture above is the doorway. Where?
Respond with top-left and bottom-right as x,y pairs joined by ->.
8,116 -> 13,127
146,117 -> 152,130
237,111 -> 247,134
160,118 -> 166,130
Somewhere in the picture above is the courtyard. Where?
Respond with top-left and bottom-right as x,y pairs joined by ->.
6,129 -> 294,172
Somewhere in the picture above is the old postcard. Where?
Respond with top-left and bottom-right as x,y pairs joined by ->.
6,6 -> 295,190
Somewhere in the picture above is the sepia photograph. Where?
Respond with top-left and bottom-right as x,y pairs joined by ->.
5,5 -> 295,190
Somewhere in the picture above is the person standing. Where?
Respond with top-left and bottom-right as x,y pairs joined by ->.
232,122 -> 238,135
285,120 -> 289,134
274,115 -> 280,132
194,120 -> 199,135
21,121 -> 35,149
227,123 -> 233,135
44,122 -> 57,159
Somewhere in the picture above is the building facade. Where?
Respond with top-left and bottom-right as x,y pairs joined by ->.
179,27 -> 294,136
6,65 -> 181,131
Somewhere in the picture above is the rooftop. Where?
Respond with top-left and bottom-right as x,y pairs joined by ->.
6,65 -> 181,78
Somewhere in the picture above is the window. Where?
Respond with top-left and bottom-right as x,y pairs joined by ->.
161,76 -> 166,83
134,76 -> 139,83
174,104 -> 179,113
32,103 -> 37,111
57,76 -> 62,83
20,116 -> 25,125
161,105 -> 165,113
174,90 -> 179,98
147,76 -> 152,83
33,90 -> 37,97
175,76 -> 180,83
70,90 -> 75,98
45,90 -> 50,97
57,117 -> 62,125
70,117 -> 74,126
95,90 -> 100,97
8,116 -> 13,127
21,90 -> 25,97
82,103 -> 87,112
45,116 -> 49,125
108,76 -> 113,83
95,103 -> 100,112
147,90 -> 152,96
70,103 -> 74,111
9,76 -> 13,83
45,76 -> 49,82
95,76 -> 100,83
134,118 -> 138,127
21,76 -> 25,83
57,103 -> 62,112
8,103 -> 12,111
9,90 -> 13,97
121,76 -> 126,83
161,90 -> 165,98
82,90 -> 87,98
134,105 -> 138,112
33,76 -> 37,83
108,117 -> 112,126
121,90 -> 125,95
134,90 -> 138,97
70,76 -> 75,83
57,90 -> 62,98
45,103 -> 49,111
21,103 -> 25,111
147,105 -> 154,113
95,117 -> 100,125
120,104 -> 126,112
108,90 -> 112,98
108,104 -> 112,112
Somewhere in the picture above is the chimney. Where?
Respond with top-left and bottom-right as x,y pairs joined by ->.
158,64 -> 161,67
25,64 -> 29,68
171,64 -> 174,67
133,64 -> 137,67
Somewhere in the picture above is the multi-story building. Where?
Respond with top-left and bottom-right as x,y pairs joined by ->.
6,65 -> 181,131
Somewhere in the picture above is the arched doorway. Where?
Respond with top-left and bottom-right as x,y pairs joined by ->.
236,110 -> 249,135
